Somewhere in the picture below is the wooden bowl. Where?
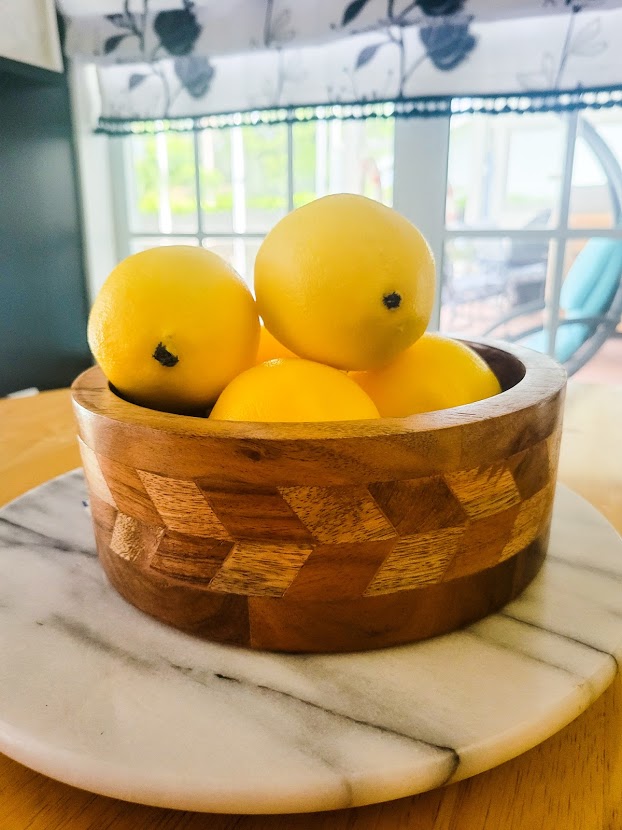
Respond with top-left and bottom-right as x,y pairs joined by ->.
71,339 -> 566,653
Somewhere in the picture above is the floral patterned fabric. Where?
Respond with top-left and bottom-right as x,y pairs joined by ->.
58,0 -> 622,132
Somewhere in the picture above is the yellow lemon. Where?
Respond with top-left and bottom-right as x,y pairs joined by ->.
210,358 -> 379,422
88,246 -> 259,413
254,193 -> 435,371
255,324 -> 298,364
351,333 -> 502,417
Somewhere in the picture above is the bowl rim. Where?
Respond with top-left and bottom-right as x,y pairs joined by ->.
72,337 -> 567,442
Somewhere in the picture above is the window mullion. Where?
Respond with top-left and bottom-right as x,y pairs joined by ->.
547,110 -> 579,357
393,116 -> 450,331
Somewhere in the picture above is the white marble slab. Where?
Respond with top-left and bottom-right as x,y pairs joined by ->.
0,472 -> 621,814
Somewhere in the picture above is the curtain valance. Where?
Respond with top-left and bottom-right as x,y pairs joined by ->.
58,0 -> 622,133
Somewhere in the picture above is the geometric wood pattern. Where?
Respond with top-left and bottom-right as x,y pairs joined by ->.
72,339 -> 567,652
81,435 -> 557,596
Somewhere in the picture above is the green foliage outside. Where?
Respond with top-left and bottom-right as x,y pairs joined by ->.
131,118 -> 395,222
133,134 -> 197,215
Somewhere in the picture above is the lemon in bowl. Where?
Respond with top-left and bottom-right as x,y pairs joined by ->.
210,358 -> 379,423
351,333 -> 502,417
87,245 -> 259,413
254,193 -> 435,371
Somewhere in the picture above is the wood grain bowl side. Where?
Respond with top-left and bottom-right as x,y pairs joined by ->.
72,339 -> 566,653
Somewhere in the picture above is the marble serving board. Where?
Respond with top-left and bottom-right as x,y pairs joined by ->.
0,471 -> 621,814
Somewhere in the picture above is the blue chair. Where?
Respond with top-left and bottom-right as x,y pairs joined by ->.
486,238 -> 622,375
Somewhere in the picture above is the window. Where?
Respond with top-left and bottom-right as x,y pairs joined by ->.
113,119 -> 395,286
109,108 -> 622,382
438,109 -> 622,382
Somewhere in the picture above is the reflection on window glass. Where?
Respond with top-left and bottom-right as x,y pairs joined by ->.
440,236 -> 550,337
129,133 -> 197,234
447,113 -> 564,230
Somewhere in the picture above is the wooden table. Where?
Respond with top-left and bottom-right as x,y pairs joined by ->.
0,383 -> 621,830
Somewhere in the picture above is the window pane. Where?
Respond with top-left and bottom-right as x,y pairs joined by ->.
447,113 -> 564,231
441,234 -> 622,381
440,236 -> 550,338
354,118 -> 394,205
559,237 -> 622,383
127,136 -> 158,234
242,124 -> 288,233
292,122 -> 317,209
202,237 -> 262,289
130,236 -> 200,254
127,134 -> 197,234
292,118 -> 394,209
199,129 -> 234,233
568,113 -> 622,229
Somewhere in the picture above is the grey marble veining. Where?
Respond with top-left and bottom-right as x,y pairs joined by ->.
0,472 -> 620,813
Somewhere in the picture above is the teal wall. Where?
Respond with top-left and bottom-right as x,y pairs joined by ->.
0,64 -> 90,395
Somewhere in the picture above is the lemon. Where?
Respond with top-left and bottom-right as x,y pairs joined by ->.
210,358 -> 379,422
255,324 -> 298,364
254,193 -> 435,371
351,333 -> 502,417
88,246 -> 259,413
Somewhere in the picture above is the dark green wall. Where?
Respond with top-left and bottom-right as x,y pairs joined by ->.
0,64 -> 90,396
